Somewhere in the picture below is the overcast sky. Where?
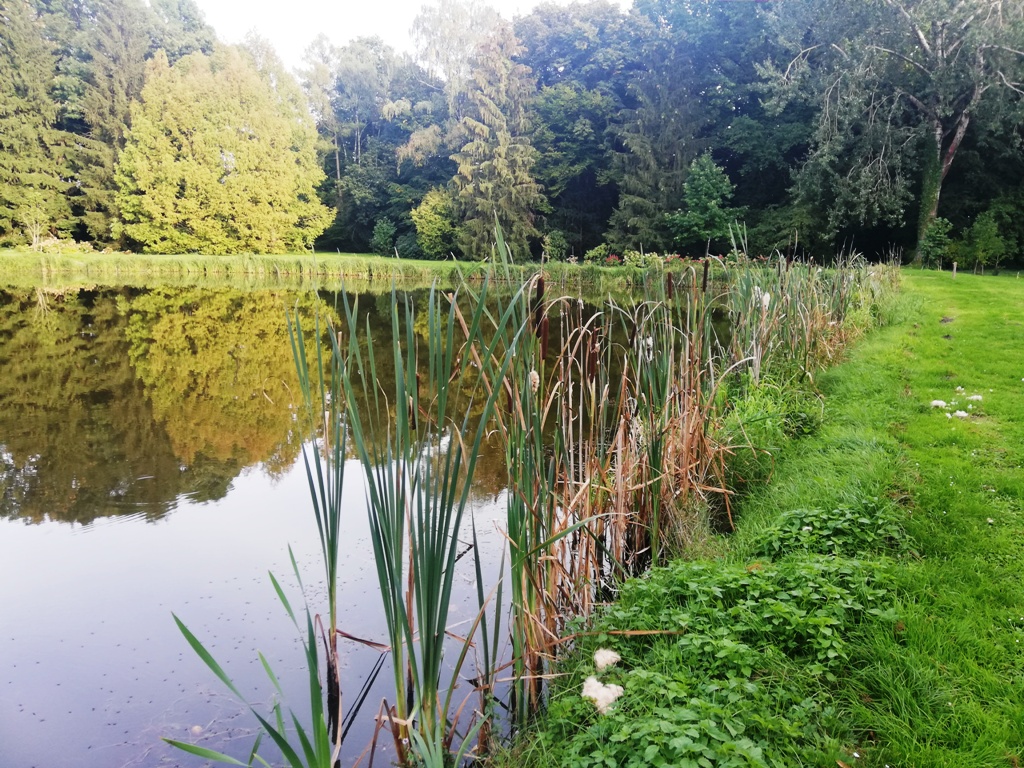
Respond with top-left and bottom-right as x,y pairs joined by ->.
193,0 -> 631,72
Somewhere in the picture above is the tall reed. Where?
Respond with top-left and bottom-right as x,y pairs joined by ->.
166,238 -> 900,767
336,276 -> 526,765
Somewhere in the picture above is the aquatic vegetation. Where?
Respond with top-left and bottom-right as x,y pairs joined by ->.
166,237 -> 902,765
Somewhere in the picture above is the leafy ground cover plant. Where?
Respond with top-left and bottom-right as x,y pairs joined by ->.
753,499 -> 907,558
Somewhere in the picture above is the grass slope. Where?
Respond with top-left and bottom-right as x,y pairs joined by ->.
504,271 -> 1023,767
837,272 -> 1024,767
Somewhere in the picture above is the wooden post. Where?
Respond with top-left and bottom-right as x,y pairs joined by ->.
952,261 -> 957,279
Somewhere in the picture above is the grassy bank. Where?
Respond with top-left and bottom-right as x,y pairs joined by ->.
502,270 -> 1023,767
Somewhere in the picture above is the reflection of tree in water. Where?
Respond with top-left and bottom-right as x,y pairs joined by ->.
0,287 -> 332,525
120,288 -> 331,477
0,288 -> 235,524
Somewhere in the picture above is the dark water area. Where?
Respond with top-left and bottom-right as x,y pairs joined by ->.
0,285 -> 509,767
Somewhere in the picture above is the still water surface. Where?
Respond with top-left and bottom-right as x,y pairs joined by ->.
0,285 -> 508,767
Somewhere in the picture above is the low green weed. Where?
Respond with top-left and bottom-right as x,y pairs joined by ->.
753,500 -> 907,559
521,557 -> 891,767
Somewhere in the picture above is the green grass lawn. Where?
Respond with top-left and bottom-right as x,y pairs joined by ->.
500,270 -> 1024,767
837,271 -> 1024,767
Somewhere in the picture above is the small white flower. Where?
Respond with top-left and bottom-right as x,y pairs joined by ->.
946,413 -> 952,419
953,410 -> 968,419
582,676 -> 624,714
987,518 -> 995,525
930,400 -> 947,408
594,648 -> 621,671
955,386 -> 965,393
967,394 -> 982,401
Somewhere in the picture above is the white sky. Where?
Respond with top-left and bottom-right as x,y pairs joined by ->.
194,0 -> 631,72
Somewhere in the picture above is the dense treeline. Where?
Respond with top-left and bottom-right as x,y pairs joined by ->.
2,0 -> 1023,264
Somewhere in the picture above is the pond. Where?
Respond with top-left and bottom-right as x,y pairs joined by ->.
0,284 -> 513,767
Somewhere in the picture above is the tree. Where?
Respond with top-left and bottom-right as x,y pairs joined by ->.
665,153 -> 737,254
114,46 -> 331,254
762,0 -> 1024,245
918,216 -> 952,267
966,210 -> 1006,272
411,187 -> 458,258
71,0 -> 152,240
0,0 -> 73,245
148,0 -> 216,63
514,2 -> 638,255
606,61 -> 705,252
450,21 -> 543,259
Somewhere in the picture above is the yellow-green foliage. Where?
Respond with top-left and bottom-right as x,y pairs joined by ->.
411,187 -> 459,259
114,47 -> 331,254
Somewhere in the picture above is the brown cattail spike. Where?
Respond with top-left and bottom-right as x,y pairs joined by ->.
533,275 -> 546,330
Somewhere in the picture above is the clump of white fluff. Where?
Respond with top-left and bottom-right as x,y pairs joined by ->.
930,400 -> 947,408
594,648 -> 621,671
953,410 -> 969,419
582,676 -> 624,715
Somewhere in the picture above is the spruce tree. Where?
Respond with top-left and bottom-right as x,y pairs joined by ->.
450,22 -> 543,260
0,0 -> 73,246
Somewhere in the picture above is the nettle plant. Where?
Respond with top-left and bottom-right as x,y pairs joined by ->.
754,499 -> 907,559
539,556 -> 893,767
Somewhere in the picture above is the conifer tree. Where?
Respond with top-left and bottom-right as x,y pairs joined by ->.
114,46 -> 331,254
450,22 -> 543,260
0,0 -> 73,246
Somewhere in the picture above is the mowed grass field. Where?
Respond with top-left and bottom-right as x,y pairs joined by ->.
733,270 -> 1024,766
842,271 -> 1024,766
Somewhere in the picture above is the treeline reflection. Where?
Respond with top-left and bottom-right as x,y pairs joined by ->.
0,285 -> 514,526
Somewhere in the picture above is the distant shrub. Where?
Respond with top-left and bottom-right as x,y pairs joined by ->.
411,188 -> 458,259
395,232 -> 423,260
917,217 -> 952,269
623,250 -> 662,269
37,237 -> 95,255
584,243 -> 611,264
371,218 -> 397,256
543,229 -> 570,261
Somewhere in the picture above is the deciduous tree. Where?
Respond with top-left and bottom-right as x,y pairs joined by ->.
114,46 -> 331,254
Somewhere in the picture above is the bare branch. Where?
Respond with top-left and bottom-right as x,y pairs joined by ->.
867,44 -> 932,75
996,69 -> 1024,95
882,0 -> 934,60
782,44 -> 824,79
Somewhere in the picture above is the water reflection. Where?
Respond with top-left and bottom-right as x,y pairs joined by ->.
0,285 -> 515,526
0,281 -> 600,767
0,287 -> 337,524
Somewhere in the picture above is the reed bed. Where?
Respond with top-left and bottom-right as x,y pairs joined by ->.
169,238 -> 901,767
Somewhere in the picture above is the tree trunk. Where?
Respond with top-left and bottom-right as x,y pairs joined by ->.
917,123 -> 943,247
333,132 -> 343,206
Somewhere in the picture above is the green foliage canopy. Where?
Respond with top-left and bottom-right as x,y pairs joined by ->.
665,153 -> 737,254
114,46 -> 331,254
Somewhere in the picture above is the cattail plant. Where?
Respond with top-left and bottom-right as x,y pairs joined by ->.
336,275 -> 526,766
